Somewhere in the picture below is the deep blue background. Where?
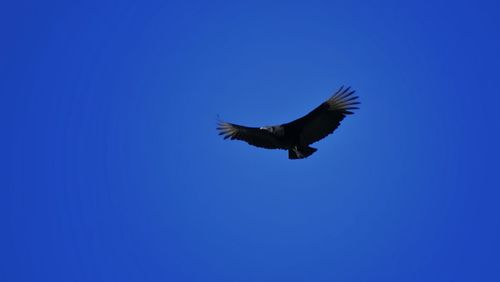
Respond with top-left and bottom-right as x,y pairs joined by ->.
2,1 -> 500,281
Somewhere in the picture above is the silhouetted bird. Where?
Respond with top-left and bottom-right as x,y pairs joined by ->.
217,86 -> 360,159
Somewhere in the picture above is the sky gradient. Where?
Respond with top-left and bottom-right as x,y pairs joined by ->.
2,1 -> 500,281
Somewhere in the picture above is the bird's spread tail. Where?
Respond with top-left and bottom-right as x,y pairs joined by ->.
288,146 -> 317,159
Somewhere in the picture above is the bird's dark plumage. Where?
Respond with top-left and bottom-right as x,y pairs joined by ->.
217,86 -> 360,159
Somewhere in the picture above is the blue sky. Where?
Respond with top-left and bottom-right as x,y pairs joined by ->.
2,1 -> 500,281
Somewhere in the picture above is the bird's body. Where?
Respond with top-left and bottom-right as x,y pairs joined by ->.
217,86 -> 360,159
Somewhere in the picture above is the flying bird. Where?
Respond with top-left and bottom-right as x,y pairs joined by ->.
217,86 -> 360,159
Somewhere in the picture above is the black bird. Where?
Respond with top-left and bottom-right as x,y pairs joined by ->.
217,86 -> 360,159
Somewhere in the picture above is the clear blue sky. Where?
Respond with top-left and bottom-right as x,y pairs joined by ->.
2,1 -> 500,281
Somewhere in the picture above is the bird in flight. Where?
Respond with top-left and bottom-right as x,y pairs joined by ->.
217,86 -> 360,159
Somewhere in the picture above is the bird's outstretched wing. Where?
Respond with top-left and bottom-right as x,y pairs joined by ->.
283,86 -> 360,145
217,121 -> 285,149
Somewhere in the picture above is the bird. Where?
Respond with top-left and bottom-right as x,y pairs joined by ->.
217,86 -> 360,159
